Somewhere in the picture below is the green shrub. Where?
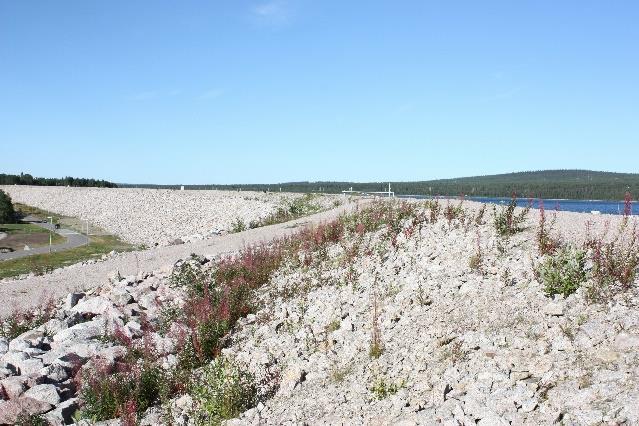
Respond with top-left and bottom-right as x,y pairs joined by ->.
78,361 -> 163,422
0,190 -> 16,224
191,357 -> 257,424
493,197 -> 529,237
0,299 -> 56,340
231,218 -> 247,233
169,255 -> 210,296
14,413 -> 48,426
586,222 -> 639,301
538,246 -> 587,297
250,194 -> 322,228
370,377 -> 404,400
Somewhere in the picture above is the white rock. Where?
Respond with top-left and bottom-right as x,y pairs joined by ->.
543,302 -> 564,316
71,296 -> 114,316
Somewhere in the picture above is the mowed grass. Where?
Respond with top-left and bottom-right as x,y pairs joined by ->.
0,234 -> 135,279
0,222 -> 65,250
1,223 -> 52,234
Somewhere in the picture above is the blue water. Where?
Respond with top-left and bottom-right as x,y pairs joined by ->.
398,195 -> 635,215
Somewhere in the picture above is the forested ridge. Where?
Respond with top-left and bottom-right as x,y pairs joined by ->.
5,170 -> 638,200
0,173 -> 117,188
121,170 -> 639,201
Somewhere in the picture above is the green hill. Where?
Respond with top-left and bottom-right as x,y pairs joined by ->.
122,170 -> 639,201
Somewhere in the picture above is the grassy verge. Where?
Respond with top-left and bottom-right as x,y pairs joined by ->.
1,223 -> 54,234
0,222 -> 65,249
0,234 -> 134,279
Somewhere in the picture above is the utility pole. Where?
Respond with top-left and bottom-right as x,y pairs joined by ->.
47,216 -> 53,253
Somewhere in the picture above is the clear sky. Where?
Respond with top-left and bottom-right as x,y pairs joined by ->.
1,1 -> 638,184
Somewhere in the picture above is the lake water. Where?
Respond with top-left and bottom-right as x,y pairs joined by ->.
398,195 -> 635,216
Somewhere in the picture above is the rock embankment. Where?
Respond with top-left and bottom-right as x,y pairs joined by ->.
0,186 -> 337,246
0,270 -> 178,424
1,200 -> 637,424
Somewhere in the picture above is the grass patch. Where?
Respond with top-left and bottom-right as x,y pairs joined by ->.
0,234 -> 134,279
248,194 -> 322,229
0,222 -> 65,250
1,222 -> 53,234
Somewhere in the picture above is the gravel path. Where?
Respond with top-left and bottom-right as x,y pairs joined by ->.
0,199 -> 363,317
0,216 -> 89,261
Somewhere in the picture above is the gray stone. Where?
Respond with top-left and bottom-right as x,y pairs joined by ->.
65,292 -> 85,310
614,332 -> 639,350
279,364 -> 306,395
478,414 -> 509,425
519,398 -> 537,413
16,358 -> 45,375
0,375 -> 27,399
125,320 -> 143,338
141,406 -> 163,425
41,318 -> 68,336
0,396 -> 53,424
24,383 -> 60,405
9,329 -> 46,351
23,347 -> 46,357
108,287 -> 134,306
44,398 -> 79,425
137,293 -> 160,312
122,303 -> 142,318
0,367 -> 13,379
39,364 -> 69,383
71,296 -> 113,316
543,302 -> 564,316
52,317 -> 106,343
0,339 -> 9,356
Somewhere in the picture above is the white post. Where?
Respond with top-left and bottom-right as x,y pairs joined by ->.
47,216 -> 53,253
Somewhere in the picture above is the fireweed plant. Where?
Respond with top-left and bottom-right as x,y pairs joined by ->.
75,200 -> 444,422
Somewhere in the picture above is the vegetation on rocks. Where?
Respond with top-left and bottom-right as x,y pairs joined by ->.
191,357 -> 258,424
0,298 -> 56,340
2,198 -> 639,424
537,246 -> 587,297
492,195 -> 530,237
248,193 -> 324,229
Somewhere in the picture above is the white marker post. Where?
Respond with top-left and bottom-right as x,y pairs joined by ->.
47,216 -> 53,253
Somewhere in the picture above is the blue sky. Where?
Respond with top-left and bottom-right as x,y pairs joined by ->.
1,1 -> 638,184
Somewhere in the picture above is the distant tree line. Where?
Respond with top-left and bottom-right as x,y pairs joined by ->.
120,170 -> 639,201
0,173 -> 117,188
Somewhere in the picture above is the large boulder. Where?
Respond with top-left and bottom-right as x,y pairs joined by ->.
24,383 -> 61,405
70,296 -> 113,316
52,318 -> 106,344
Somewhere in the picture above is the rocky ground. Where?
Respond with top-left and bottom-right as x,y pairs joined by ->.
1,199 -> 637,425
0,186 -> 338,246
